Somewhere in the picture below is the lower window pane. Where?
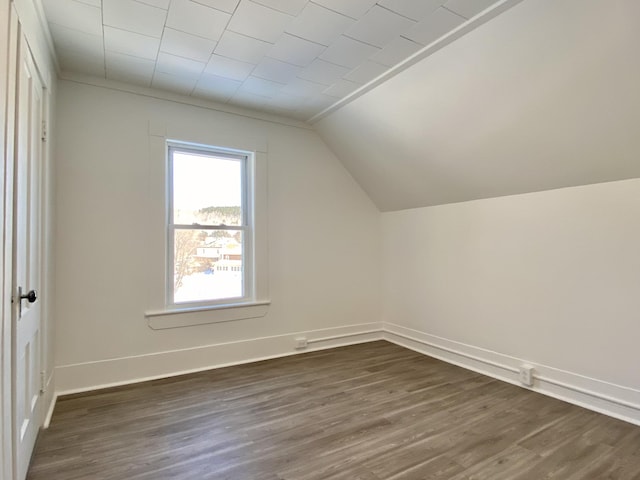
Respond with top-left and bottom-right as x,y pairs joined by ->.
174,229 -> 243,303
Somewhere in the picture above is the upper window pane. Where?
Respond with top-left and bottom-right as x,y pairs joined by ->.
172,150 -> 243,226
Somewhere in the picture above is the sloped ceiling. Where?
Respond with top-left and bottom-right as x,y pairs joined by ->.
314,0 -> 640,211
41,0 -> 504,120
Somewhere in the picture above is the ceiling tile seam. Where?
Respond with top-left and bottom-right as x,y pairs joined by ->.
373,3 -> 426,22
162,25 -> 226,43
191,0 -> 241,16
217,29 -> 276,48
440,5 -> 469,20
134,0 -> 169,10
260,54 -> 318,70
129,0 -> 168,13
148,1 -> 171,89
251,0 -> 297,16
275,32 -> 328,55
241,0 -> 297,17
155,48 -> 216,66
107,49 -> 162,63
104,24 -> 165,41
151,27 -> 175,94
341,33 -> 387,50
307,1 -> 373,21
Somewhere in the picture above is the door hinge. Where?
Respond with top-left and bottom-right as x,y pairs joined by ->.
40,371 -> 46,394
41,120 -> 47,142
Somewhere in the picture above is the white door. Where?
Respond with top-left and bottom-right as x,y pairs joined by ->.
12,32 -> 44,480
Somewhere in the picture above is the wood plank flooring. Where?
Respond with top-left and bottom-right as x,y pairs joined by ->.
28,341 -> 640,479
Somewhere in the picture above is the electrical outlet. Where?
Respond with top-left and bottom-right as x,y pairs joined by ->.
519,365 -> 534,387
295,337 -> 308,349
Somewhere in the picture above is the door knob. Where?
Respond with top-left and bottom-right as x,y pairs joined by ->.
20,289 -> 37,303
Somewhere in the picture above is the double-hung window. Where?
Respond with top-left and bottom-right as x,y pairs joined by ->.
167,142 -> 254,307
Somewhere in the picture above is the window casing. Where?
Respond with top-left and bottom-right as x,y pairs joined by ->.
167,141 -> 255,308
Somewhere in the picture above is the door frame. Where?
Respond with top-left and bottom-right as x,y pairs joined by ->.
2,1 -> 51,477
1,3 -> 19,479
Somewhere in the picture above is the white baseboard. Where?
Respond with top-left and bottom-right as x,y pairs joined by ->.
51,321 -> 640,428
383,323 -> 640,426
54,323 -> 383,396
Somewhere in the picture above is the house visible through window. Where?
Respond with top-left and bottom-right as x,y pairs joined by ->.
167,142 -> 254,307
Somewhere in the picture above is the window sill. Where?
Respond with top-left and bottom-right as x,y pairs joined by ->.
145,301 -> 270,330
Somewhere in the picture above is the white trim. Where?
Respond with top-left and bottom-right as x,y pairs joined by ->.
53,323 -> 384,396
146,301 -> 271,329
383,323 -> 640,426
60,72 -> 313,131
146,300 -> 271,318
308,0 -> 525,124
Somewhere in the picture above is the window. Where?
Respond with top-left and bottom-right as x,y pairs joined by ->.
167,142 -> 254,307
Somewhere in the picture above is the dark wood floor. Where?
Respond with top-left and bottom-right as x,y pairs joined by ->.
28,341 -> 640,479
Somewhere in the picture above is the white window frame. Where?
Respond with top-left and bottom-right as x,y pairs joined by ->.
166,140 -> 256,309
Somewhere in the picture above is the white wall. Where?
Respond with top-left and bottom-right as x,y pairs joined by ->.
54,80 -> 381,392
382,179 -> 640,422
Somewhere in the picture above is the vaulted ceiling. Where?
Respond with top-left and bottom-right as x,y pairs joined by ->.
315,0 -> 640,210
41,0 -> 640,212
42,0 -> 503,120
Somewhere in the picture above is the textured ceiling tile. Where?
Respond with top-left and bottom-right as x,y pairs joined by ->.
152,71 -> 198,94
310,0 -> 377,19
252,0 -> 307,15
252,57 -> 303,83
204,54 -> 256,81
444,0 -> 499,19
238,76 -> 285,96
104,26 -> 160,60
231,90 -> 271,110
285,3 -> 354,46
403,7 -> 466,46
377,0 -> 443,21
227,1 -> 294,43
103,0 -> 167,38
346,5 -> 416,48
295,93 -> 335,117
299,58 -> 350,85
136,0 -> 171,9
160,28 -> 217,62
215,31 -> 273,64
369,36 -> 422,67
268,33 -> 325,67
42,0 -> 102,35
57,47 -> 105,77
267,92 -> 305,109
344,59 -> 387,83
156,52 -> 206,78
105,51 -> 155,86
319,36 -> 379,69
167,0 -> 232,41
323,79 -> 361,98
281,77 -> 326,96
191,0 -> 240,13
194,73 -> 242,101
49,23 -> 104,55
